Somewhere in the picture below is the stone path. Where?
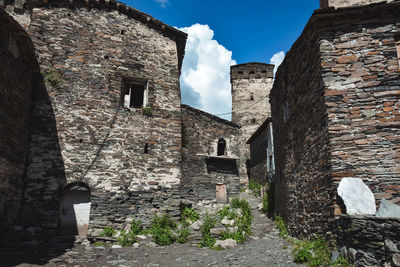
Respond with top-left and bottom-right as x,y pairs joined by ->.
4,193 -> 301,267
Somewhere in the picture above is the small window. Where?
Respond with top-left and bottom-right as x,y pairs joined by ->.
217,138 -> 226,156
252,118 -> 256,124
123,80 -> 148,108
249,71 -> 255,75
144,143 -> 149,154
250,93 -> 254,101
238,71 -> 243,75
261,70 -> 267,74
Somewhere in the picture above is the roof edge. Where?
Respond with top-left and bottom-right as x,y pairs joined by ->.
181,104 -> 240,128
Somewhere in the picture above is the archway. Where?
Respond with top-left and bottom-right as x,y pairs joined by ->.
58,182 -> 91,236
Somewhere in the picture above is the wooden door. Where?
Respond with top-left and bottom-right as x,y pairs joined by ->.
216,184 -> 227,203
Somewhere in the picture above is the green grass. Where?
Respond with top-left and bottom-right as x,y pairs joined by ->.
274,214 -> 288,238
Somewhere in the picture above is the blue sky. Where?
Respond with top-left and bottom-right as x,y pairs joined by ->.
122,0 -> 319,119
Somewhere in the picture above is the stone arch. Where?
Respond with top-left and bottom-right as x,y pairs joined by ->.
58,182 -> 91,236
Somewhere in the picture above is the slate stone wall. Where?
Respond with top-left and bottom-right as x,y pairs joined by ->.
270,13 -> 331,237
271,1 -> 400,263
0,9 -> 40,230
5,1 -> 187,232
231,63 -> 274,185
319,3 -> 400,212
336,215 -> 400,266
248,124 -> 269,185
181,105 -> 241,202
320,0 -> 391,9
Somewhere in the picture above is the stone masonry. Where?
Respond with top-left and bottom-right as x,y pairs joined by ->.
3,0 -> 187,234
320,0 -> 396,8
231,63 -> 274,185
0,9 -> 41,230
271,0 -> 400,264
181,105 -> 241,203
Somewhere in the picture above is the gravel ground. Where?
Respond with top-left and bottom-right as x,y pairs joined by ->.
3,192 -> 301,267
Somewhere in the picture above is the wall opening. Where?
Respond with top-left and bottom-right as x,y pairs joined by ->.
216,184 -> 227,203
123,79 -> 148,108
58,182 -> 91,236
217,138 -> 226,156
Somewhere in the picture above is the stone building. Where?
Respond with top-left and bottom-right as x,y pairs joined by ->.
246,118 -> 274,185
2,0 -> 187,236
270,0 -> 400,264
181,105 -> 240,203
231,63 -> 274,185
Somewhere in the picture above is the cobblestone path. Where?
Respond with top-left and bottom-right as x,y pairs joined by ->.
5,193 -> 301,267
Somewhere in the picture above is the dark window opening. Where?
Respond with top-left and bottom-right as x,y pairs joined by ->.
249,71 -> 255,75
238,71 -> 243,75
120,29 -> 125,35
217,138 -> 226,156
144,143 -> 149,154
124,82 -> 146,108
250,94 -> 254,101
252,118 -> 256,124
261,70 -> 267,73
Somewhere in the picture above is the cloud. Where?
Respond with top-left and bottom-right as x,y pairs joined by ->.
269,51 -> 285,76
155,0 -> 169,8
179,24 -> 236,120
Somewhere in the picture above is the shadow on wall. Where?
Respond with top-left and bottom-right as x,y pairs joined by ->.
0,10 -> 74,266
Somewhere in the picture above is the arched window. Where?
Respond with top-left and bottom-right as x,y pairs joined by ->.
217,138 -> 226,156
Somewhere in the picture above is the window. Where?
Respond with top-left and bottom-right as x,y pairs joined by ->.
123,80 -> 148,108
252,118 -> 256,124
217,138 -> 226,156
250,93 -> 254,101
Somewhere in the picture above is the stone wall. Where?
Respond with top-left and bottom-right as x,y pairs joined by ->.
0,9 -> 40,230
319,2 -> 400,211
336,215 -> 400,266
181,105 -> 241,203
320,0 -> 394,9
247,119 -> 270,185
4,0 -> 187,232
270,14 -> 331,237
231,63 -> 274,185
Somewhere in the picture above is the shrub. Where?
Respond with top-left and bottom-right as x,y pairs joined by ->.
274,214 -> 288,238
143,107 -> 153,116
182,207 -> 200,223
199,214 -> 216,248
117,230 -> 137,247
150,214 -> 177,246
130,219 -> 143,235
176,227 -> 191,244
99,226 -> 116,237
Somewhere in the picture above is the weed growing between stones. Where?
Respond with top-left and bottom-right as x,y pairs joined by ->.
274,214 -> 288,238
293,238 -> 351,267
182,207 -> 200,224
99,226 -> 116,237
150,215 -> 177,246
117,229 -> 137,247
248,180 -> 262,196
42,68 -> 63,87
199,214 -> 216,248
176,227 -> 191,244
142,107 -> 153,116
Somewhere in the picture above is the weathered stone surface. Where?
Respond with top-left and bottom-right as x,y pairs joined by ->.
181,105 -> 241,202
376,198 -> 400,218
320,0 -> 394,9
214,239 -> 238,249
4,0 -> 187,233
0,9 -> 40,231
231,63 -> 274,185
338,178 -> 376,216
221,218 -> 235,226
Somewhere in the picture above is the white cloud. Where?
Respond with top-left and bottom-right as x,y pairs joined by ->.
155,0 -> 169,8
270,51 -> 285,76
179,24 -> 236,120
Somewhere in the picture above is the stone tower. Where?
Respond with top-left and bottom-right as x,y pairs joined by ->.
231,62 -> 274,185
